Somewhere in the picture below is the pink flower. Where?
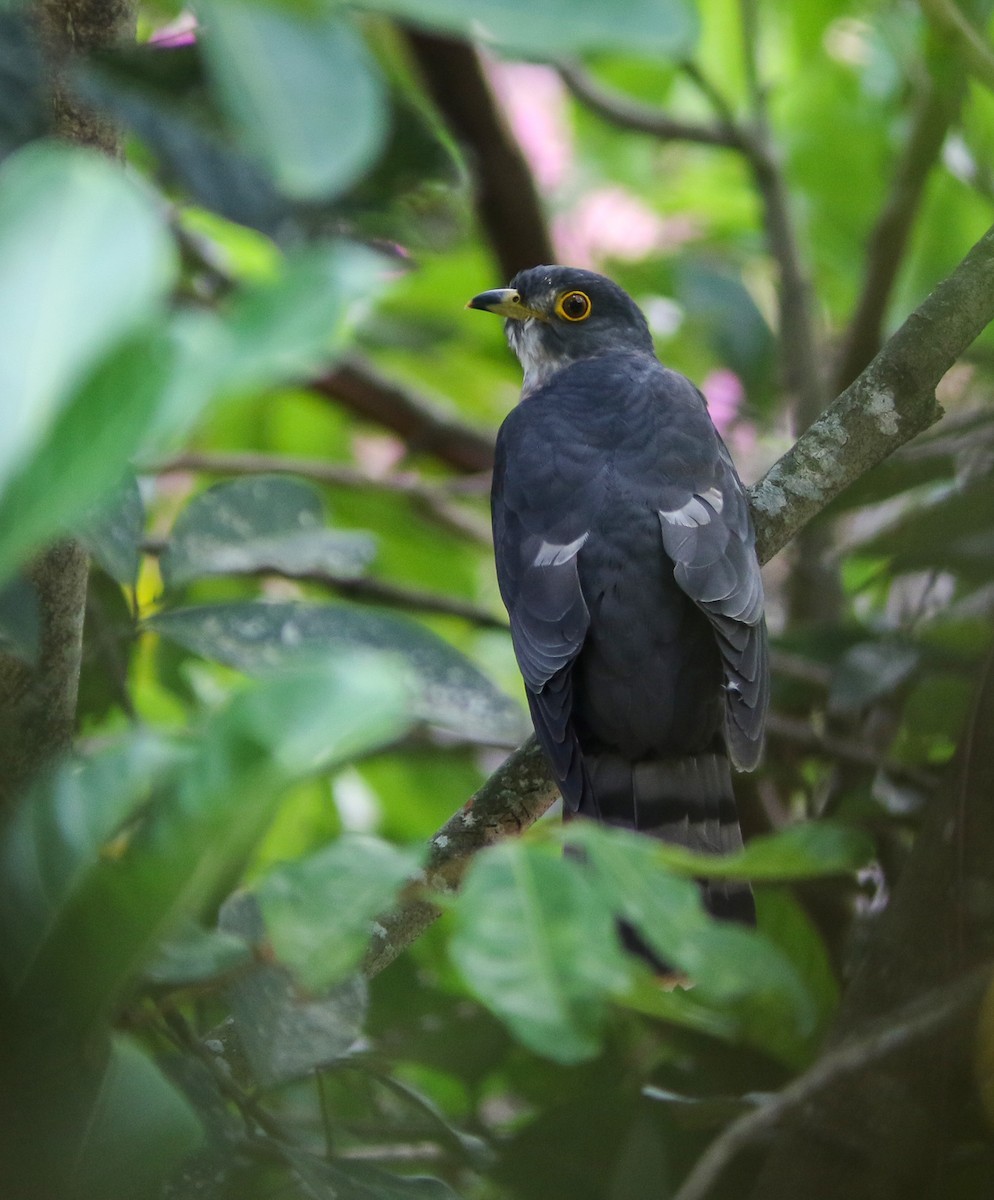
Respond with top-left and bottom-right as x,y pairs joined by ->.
553,188 -> 700,270
486,60 -> 573,192
148,12 -> 198,47
700,368 -> 744,435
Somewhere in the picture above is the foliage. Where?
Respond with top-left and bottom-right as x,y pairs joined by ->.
1,0 -> 993,1197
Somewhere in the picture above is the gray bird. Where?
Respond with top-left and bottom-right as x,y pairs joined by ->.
469,266 -> 769,924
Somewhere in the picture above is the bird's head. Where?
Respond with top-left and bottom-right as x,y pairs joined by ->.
467,265 -> 654,392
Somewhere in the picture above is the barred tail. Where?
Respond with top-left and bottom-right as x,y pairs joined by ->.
582,749 -> 755,925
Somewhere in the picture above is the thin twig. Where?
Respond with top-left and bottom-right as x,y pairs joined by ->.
315,355 -> 497,476
159,1007 -> 290,1143
405,31 -> 556,281
140,536 -> 505,629
672,967 -> 991,1200
152,449 -> 492,545
766,712 -> 938,792
921,0 -> 994,91
834,68 -> 963,392
559,62 -> 749,149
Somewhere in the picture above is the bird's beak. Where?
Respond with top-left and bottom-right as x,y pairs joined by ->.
466,288 -> 540,321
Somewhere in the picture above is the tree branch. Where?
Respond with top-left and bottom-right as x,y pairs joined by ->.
363,737 -> 557,977
745,628 -> 994,1200
921,0 -> 994,92
558,63 -> 748,149
315,354 -> 496,476
0,0 -> 135,814
404,30 -> 555,280
674,967 -> 991,1200
834,65 -> 965,391
751,219 -> 994,563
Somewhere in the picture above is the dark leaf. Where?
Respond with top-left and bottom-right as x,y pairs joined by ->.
198,2 -> 389,201
449,840 -> 632,1064
828,639 -> 920,715
0,574 -> 39,663
219,892 -> 368,1086
80,475 -> 145,587
149,601 -> 529,744
160,475 -> 376,589
253,835 -> 423,992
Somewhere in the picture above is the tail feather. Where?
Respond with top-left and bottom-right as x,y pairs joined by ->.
582,750 -> 755,926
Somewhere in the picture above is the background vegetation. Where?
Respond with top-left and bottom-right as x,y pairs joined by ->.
2,0 -> 994,1197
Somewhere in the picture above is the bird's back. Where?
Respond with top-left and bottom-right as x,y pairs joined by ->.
493,350 -> 762,923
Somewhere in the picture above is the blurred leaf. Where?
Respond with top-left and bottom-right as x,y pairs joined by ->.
0,574 -> 39,663
149,601 -> 529,745
161,475 -> 376,589
0,13 -> 49,154
77,567 -> 138,725
0,141 -> 175,497
677,821 -> 872,881
853,475 -> 994,584
0,329 -> 176,583
77,44 -> 289,235
198,1 -> 388,200
0,731 -> 181,989
254,834 -> 423,992
285,1148 -> 464,1199
571,824 -> 820,1063
71,1035 -> 203,1200
0,656 -> 409,1039
675,260 -> 776,398
449,841 -> 631,1064
144,920 -> 252,987
80,475 -> 145,587
219,892 -> 368,1086
755,887 -> 839,1036
565,819 -> 873,883
141,241 -> 392,456
828,640 -> 920,716
354,0 -> 698,58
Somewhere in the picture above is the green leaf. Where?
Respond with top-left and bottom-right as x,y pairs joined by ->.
0,141 -> 175,496
0,574 -> 39,662
574,820 -> 873,884
160,475 -> 376,589
828,640 -> 920,716
285,1148 -> 464,1199
352,0 -> 698,58
70,1036 -> 202,1200
1,656 -> 409,1038
141,241 -> 390,455
0,328 -> 177,583
198,1 -> 388,200
149,601 -> 529,745
449,841 -> 631,1064
79,474 -> 145,587
219,892 -> 369,1085
144,920 -> 253,988
755,888 -> 839,1037
0,732 -> 182,990
566,823 -> 824,1064
254,835 -> 422,991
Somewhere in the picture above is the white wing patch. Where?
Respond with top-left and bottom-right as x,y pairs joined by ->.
659,487 -> 724,529
533,531 -> 589,567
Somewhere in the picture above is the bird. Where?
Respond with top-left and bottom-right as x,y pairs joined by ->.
468,265 -> 769,926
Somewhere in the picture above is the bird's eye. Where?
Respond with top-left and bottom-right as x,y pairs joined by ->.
556,290 -> 591,322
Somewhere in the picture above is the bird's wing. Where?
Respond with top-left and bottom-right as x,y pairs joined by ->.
655,383 -> 769,770
491,410 -> 595,807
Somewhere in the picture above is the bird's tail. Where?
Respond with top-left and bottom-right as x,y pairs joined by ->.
583,750 -> 755,924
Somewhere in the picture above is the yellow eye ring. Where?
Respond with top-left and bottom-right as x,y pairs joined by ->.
555,290 -> 592,322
